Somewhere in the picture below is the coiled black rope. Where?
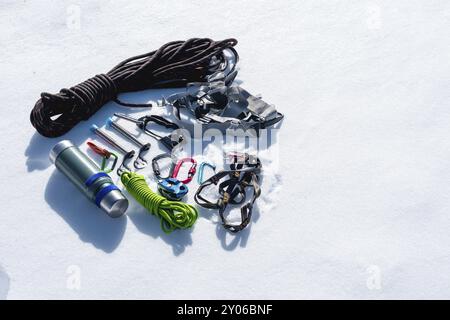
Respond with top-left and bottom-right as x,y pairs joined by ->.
30,38 -> 238,137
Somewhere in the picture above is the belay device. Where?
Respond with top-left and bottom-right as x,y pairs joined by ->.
157,178 -> 188,201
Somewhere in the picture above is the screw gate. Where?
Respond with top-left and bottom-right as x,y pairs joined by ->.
172,158 -> 197,184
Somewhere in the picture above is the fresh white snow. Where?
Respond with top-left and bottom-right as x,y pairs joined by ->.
1,0 -> 450,299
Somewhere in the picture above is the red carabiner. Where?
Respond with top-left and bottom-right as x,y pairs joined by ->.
172,158 -> 197,184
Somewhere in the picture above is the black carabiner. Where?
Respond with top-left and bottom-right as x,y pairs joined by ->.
151,153 -> 174,180
134,143 -> 151,170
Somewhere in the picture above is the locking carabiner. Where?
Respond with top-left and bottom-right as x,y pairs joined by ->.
172,158 -> 197,184
152,153 -> 174,180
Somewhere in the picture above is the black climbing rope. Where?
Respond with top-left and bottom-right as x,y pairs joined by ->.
30,38 -> 238,137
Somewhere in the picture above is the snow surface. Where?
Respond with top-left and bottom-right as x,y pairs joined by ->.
1,0 -> 450,299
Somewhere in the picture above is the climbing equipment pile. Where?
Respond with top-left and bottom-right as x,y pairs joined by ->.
35,38 -> 283,237
195,153 -> 262,233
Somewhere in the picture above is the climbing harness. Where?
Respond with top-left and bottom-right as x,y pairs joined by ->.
121,171 -> 198,233
106,117 -> 151,170
90,124 -> 135,175
172,158 -> 197,184
195,153 -> 262,233
114,113 -> 183,151
86,141 -> 118,173
197,162 -> 216,184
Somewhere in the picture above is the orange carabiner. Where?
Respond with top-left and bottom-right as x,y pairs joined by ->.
87,141 -> 111,158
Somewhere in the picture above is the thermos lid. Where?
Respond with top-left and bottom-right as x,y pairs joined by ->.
100,190 -> 129,218
49,140 -> 74,164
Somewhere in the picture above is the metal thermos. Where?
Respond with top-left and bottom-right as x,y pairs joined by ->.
49,140 -> 128,218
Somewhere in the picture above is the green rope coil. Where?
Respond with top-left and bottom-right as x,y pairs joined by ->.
121,171 -> 198,233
